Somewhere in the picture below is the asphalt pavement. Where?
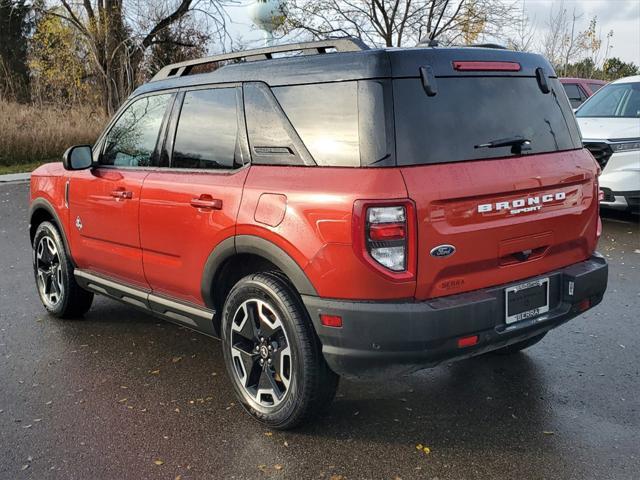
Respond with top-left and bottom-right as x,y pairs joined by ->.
1,181 -> 639,480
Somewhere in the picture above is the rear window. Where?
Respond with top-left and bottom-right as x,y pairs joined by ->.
394,76 -> 582,166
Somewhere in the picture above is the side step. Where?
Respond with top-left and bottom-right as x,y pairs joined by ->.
74,269 -> 217,337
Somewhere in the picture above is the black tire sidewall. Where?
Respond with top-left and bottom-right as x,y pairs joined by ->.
221,274 -> 312,426
33,222 -> 72,316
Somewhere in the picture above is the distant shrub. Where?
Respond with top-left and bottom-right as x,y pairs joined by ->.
0,100 -> 106,167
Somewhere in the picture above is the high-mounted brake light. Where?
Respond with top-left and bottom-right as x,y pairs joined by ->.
453,61 -> 521,72
352,200 -> 416,280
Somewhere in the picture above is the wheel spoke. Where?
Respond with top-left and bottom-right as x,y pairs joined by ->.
232,345 -> 258,387
271,345 -> 291,390
258,367 -> 283,400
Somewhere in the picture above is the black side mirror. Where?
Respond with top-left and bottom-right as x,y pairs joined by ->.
62,145 -> 93,170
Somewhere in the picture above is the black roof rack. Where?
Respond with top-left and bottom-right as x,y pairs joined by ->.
151,38 -> 369,82
469,43 -> 508,50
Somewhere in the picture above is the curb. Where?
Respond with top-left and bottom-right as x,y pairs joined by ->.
0,172 -> 31,184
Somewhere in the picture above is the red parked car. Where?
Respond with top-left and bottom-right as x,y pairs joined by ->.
29,39 -> 608,429
560,77 -> 607,108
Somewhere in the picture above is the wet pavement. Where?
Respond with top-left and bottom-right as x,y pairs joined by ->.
1,181 -> 639,479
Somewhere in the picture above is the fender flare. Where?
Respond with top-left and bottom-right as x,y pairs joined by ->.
29,198 -> 74,262
200,234 -> 317,309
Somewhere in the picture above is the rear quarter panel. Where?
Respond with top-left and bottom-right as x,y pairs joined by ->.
238,165 -> 415,300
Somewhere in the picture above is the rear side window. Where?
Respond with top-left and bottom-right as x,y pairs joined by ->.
273,83 -> 360,167
394,76 -> 582,166
588,83 -> 604,93
562,83 -> 585,107
172,88 -> 238,169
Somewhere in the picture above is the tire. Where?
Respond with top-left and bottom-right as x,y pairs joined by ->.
32,221 -> 94,318
221,272 -> 338,429
491,332 -> 547,355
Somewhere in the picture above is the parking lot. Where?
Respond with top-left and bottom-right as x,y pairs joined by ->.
1,180 -> 638,479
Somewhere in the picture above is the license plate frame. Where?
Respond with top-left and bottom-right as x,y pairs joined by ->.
505,278 -> 550,325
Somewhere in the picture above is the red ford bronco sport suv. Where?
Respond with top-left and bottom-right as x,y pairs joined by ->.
29,39 -> 608,429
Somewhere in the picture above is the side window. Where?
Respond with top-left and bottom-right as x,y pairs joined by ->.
172,88 -> 239,170
588,83 -> 604,93
562,83 -> 584,108
243,82 -> 312,166
102,94 -> 171,167
273,82 -> 360,167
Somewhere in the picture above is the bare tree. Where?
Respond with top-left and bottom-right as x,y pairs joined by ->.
283,0 -> 520,48
542,0 -> 587,75
505,0 -> 535,51
41,0 -> 233,115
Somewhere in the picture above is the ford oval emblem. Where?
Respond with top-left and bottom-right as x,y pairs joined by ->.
430,244 -> 456,258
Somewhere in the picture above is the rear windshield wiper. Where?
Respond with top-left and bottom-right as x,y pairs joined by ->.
475,136 -> 531,154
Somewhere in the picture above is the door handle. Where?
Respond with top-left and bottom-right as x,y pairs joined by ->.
110,189 -> 133,200
190,195 -> 223,210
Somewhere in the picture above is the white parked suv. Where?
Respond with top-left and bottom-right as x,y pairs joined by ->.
576,75 -> 640,213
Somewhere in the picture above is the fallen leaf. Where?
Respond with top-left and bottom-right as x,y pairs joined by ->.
258,464 -> 268,472
543,431 -> 555,435
283,441 -> 289,447
21,464 -> 29,471
153,459 -> 164,466
150,370 -> 160,375
329,475 -> 345,480
415,443 -> 431,454
274,464 -> 283,471
175,476 -> 182,480
118,398 -> 128,403
22,424 -> 32,429
172,356 -> 183,363
264,432 -> 273,437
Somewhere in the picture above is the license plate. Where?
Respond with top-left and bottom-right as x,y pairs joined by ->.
505,278 -> 549,324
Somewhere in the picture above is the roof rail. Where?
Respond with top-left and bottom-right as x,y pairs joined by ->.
151,37 -> 369,82
468,43 -> 508,50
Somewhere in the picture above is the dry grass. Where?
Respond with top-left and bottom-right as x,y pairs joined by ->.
0,100 -> 107,168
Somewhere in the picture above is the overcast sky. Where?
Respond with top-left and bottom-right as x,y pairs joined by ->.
225,0 -> 640,64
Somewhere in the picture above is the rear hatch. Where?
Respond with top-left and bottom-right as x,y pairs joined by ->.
390,49 -> 600,300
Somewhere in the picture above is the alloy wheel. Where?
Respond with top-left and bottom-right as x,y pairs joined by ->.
229,299 -> 292,408
35,235 -> 64,308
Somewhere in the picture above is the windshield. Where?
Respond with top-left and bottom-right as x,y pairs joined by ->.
394,76 -> 582,166
576,82 -> 640,118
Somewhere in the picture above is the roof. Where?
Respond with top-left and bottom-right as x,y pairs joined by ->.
612,75 -> 640,84
132,41 -> 557,98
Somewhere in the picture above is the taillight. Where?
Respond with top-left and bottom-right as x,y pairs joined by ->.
367,206 -> 407,271
352,200 -> 416,280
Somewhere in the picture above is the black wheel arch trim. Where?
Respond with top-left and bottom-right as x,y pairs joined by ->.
29,198 -> 74,265
201,234 -> 318,309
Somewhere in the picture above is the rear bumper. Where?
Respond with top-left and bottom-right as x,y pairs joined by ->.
303,254 -> 608,380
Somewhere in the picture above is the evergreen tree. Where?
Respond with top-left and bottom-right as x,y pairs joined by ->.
0,0 -> 33,101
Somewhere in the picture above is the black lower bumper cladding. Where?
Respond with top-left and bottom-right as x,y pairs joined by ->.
303,254 -> 608,380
